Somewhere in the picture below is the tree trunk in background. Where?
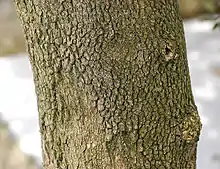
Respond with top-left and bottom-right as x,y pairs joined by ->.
179,0 -> 220,19
13,0 -> 202,168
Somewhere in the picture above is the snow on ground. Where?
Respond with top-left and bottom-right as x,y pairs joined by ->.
0,19 -> 220,168
185,19 -> 220,169
0,54 -> 41,162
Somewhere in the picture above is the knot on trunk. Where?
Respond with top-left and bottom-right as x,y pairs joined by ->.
179,111 -> 202,143
162,43 -> 178,61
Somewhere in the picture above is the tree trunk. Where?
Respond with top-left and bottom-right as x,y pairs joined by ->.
13,0 -> 202,168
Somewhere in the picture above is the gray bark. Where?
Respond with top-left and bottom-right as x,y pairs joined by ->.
13,0 -> 202,168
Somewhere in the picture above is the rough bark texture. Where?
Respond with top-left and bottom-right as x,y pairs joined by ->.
13,0 -> 202,169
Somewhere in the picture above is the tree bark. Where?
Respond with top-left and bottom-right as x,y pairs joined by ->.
13,0 -> 202,168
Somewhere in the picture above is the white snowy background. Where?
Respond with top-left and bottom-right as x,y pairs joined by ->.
0,19 -> 220,169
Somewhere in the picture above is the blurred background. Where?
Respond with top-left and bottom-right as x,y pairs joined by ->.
0,0 -> 220,169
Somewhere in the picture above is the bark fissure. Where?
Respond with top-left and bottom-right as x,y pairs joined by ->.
13,0 -> 202,168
